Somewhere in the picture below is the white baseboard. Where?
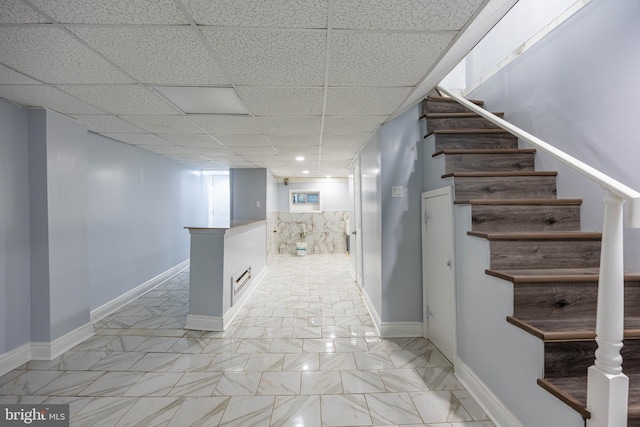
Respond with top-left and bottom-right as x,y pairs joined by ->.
185,314 -> 224,332
360,289 -> 381,336
0,343 -> 31,377
224,265 -> 267,329
379,321 -> 423,338
90,259 -> 189,323
31,323 -> 95,361
455,357 -> 525,427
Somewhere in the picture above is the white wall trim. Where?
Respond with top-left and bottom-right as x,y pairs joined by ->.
464,0 -> 591,95
224,265 -> 267,329
31,323 -> 95,361
379,322 -> 423,338
90,259 -> 190,324
455,357 -> 526,427
0,343 -> 31,377
185,314 -> 224,332
360,289 -> 381,336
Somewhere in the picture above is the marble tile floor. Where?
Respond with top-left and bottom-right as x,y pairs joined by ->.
0,254 -> 496,427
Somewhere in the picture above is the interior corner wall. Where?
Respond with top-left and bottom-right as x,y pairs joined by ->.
266,170 -> 279,264
380,104 -> 424,323
467,0 -> 640,272
230,168 -> 267,221
0,100 -> 31,354
359,129 -> 382,319
86,131 -> 206,311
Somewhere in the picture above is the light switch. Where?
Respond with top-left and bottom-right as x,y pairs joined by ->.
391,186 -> 404,198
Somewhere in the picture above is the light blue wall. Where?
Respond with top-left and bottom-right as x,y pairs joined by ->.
380,105 -> 423,323
45,110 -> 91,340
468,0 -> 640,271
276,180 -> 351,212
359,129 -> 383,319
1,101 -> 208,354
230,168 -> 267,221
0,100 -> 31,353
87,132 -> 206,311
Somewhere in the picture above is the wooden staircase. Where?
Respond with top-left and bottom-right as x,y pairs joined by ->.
422,95 -> 640,425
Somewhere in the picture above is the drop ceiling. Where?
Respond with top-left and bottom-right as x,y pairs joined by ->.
0,0 -> 515,177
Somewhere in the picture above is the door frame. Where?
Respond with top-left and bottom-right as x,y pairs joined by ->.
353,158 -> 364,288
421,186 -> 457,362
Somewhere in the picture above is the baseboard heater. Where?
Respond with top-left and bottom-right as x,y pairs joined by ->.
231,266 -> 252,306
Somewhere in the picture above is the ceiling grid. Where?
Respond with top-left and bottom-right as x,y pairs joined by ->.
0,0 -> 514,177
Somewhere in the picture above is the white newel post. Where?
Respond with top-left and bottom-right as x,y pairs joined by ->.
587,190 -> 628,427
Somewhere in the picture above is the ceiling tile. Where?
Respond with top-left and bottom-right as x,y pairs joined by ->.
330,32 -> 455,86
255,117 -> 321,135
238,87 -> 324,116
201,29 -> 326,86
322,133 -> 371,146
139,144 -> 187,155
187,115 -> 261,134
70,27 -> 229,86
216,134 -> 273,147
185,0 -> 327,28
29,0 -> 187,24
158,134 -> 223,147
323,116 -> 386,134
0,0 -> 48,23
0,85 -> 105,114
101,133 -> 173,146
269,135 -> 320,147
332,0 -> 485,31
0,27 -> 133,84
59,85 -> 178,115
71,115 -> 145,133
325,87 -> 411,116
229,146 -> 278,155
121,115 -> 204,133
0,64 -> 41,84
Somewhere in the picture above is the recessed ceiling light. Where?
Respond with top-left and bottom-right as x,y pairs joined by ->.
326,175 -> 332,178
302,170 -> 309,174
296,156 -> 305,161
152,86 -> 248,115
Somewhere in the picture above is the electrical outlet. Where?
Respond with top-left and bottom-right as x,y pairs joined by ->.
391,186 -> 404,198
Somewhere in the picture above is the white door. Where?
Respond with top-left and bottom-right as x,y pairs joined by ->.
353,159 -> 364,288
210,173 -> 230,227
422,187 -> 456,362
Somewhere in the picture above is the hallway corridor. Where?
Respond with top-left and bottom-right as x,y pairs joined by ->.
0,254 -> 494,426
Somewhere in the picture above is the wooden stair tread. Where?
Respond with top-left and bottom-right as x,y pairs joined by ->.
537,374 -> 640,419
427,95 -> 484,105
487,268 -> 640,283
424,128 -> 513,138
506,316 -> 640,341
423,112 -> 504,118
467,198 -> 582,206
443,171 -> 557,178
468,231 -> 602,240
433,148 -> 536,157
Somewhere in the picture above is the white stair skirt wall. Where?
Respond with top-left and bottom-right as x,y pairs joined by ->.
90,259 -> 190,324
455,358 -> 526,427
185,314 -> 224,332
360,288 -> 381,337
30,323 -> 95,361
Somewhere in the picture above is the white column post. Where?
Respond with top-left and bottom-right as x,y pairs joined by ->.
587,190 -> 628,427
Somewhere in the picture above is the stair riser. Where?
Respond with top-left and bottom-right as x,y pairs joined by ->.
433,133 -> 519,151
544,339 -> 640,378
513,282 -> 640,320
444,153 -> 535,173
428,116 -> 502,131
489,240 -> 601,270
454,176 -> 557,202
423,99 -> 482,114
472,205 -> 581,232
